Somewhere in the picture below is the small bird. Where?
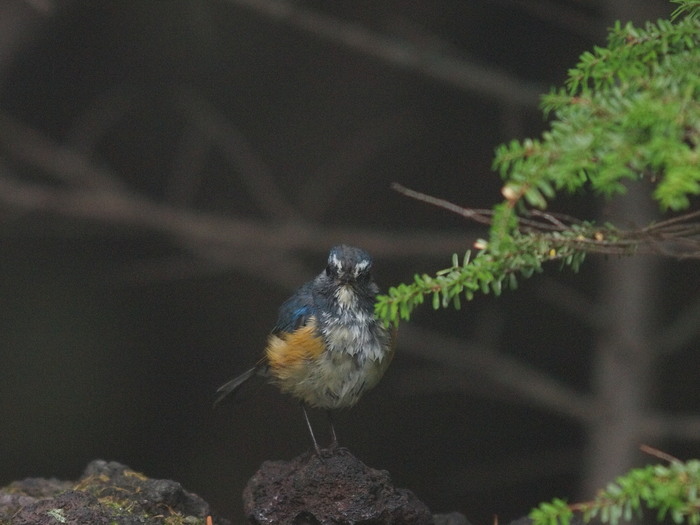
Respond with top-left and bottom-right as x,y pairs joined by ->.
215,245 -> 394,454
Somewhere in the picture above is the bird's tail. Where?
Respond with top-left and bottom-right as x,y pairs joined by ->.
214,366 -> 259,406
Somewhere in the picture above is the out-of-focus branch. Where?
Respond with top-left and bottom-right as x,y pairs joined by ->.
490,0 -> 602,40
653,296 -> 700,356
171,89 -> 301,221
301,111 -> 420,220
21,0 -> 54,15
642,412 -> 700,442
396,324 -> 597,423
0,113 -> 126,192
392,182 -> 700,259
0,0 -> 57,76
0,114 -> 476,290
223,0 -> 544,108
65,84 -> 142,154
0,171 -> 471,259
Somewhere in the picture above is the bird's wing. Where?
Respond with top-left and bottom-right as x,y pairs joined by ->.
215,283 -> 318,405
271,283 -> 316,334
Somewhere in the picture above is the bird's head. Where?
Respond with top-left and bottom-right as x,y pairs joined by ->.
325,245 -> 373,285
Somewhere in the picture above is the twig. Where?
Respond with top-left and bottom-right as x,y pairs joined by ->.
0,113 -> 126,192
644,209 -> 700,231
642,412 -> 700,442
639,444 -> 681,463
22,0 -> 54,15
171,88 -> 301,221
0,172 -> 471,259
392,182 -> 700,258
489,0 -> 602,40
223,0 -> 544,108
652,296 -> 700,356
397,324 -> 596,423
392,182 -> 590,232
391,182 -> 494,225
301,112 -> 419,220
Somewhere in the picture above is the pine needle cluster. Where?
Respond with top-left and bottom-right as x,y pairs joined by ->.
531,456 -> 700,525
375,0 -> 700,327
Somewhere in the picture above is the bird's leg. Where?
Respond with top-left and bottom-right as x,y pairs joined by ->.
327,410 -> 338,449
302,404 -> 322,455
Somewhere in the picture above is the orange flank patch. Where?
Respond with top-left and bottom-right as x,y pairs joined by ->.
266,321 -> 325,381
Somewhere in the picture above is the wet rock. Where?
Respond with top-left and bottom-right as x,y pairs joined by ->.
243,448 -> 435,524
0,459 -> 229,525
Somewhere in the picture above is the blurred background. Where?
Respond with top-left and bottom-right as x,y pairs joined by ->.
0,0 -> 698,522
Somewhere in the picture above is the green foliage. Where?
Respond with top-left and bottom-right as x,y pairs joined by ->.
375,1 -> 700,327
495,7 -> 700,211
376,221 -> 593,326
530,459 -> 700,525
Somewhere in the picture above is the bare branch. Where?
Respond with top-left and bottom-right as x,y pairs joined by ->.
0,116 -> 473,265
448,446 -> 581,493
396,324 -> 596,423
642,412 -> 700,442
0,113 -> 127,192
171,88 -> 301,221
489,0 -> 603,40
536,277 -> 604,330
0,0 -> 56,76
391,182 -> 494,226
301,111 -> 419,220
652,296 -> 700,356
392,182 -> 700,258
65,84 -> 142,154
21,0 -> 54,15
223,0 -> 544,108
639,444 -> 681,463
0,171 -> 472,261
166,124 -> 210,206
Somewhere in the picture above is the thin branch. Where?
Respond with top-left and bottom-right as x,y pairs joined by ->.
447,446 -> 581,493
392,182 -> 587,232
22,0 -> 54,15
642,412 -> 700,442
639,444 -> 681,463
171,88 -> 301,221
0,172 -> 472,261
0,117 -> 473,261
488,0 -> 602,41
644,209 -> 700,231
301,111 -> 419,220
166,123 -> 210,206
0,113 -> 126,192
392,182 -> 700,258
391,182 -> 494,225
223,0 -> 544,108
653,295 -> 700,356
65,84 -> 141,154
535,277 -> 604,329
396,324 -> 596,423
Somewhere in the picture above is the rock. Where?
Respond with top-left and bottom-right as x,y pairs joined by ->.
0,459 -> 229,525
243,448 -> 436,524
0,456 -> 471,524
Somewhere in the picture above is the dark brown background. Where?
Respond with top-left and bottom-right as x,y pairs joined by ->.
1,0 -> 698,523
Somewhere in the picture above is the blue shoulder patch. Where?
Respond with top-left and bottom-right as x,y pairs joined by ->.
273,301 -> 314,334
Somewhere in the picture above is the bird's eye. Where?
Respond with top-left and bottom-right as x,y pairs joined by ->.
325,265 -> 333,276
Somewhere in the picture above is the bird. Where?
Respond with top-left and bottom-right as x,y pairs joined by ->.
215,244 -> 395,454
